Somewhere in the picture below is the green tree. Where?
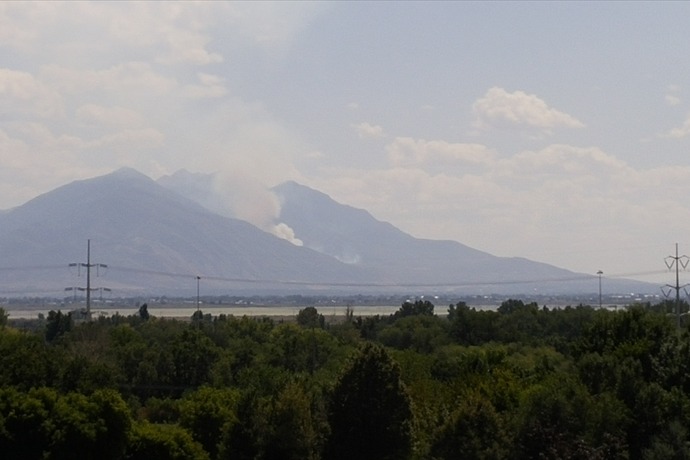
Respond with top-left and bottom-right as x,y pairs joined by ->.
325,343 -> 414,460
378,315 -> 450,353
50,389 -> 132,460
138,303 -> 150,321
0,307 -> 8,327
0,329 -> 60,388
297,306 -> 325,329
170,328 -> 219,388
178,386 -> 240,459
126,422 -> 209,460
0,387 -> 53,458
394,299 -> 435,319
255,381 -> 324,460
448,302 -> 499,345
430,391 -> 508,460
0,388 -> 132,460
45,310 -> 73,343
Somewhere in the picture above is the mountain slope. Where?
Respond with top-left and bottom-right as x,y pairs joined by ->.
272,181 -> 653,294
0,169 -> 369,295
0,168 -> 655,297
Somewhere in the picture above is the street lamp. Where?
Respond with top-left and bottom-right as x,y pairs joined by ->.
597,270 -> 603,309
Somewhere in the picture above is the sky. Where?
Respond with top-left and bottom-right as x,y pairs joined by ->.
2,1 -> 690,286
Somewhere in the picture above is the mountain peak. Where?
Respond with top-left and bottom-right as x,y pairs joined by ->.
100,167 -> 155,185
111,166 -> 147,178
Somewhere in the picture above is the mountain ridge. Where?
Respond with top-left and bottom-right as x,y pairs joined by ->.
0,169 -> 370,296
0,168 -> 656,297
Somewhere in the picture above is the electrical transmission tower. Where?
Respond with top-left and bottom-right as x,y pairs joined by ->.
66,239 -> 108,320
662,243 -> 689,329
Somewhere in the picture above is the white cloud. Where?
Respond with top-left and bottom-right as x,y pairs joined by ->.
0,68 -> 63,118
473,87 -> 585,132
665,115 -> 690,138
0,2 -> 322,68
44,63 -> 178,96
353,122 -> 384,139
93,128 -> 165,150
499,144 -> 628,181
666,95 -> 681,106
76,104 -> 145,127
181,73 -> 228,99
665,84 -> 682,106
386,137 -> 495,169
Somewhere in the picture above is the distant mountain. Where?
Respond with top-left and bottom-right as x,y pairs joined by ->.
157,170 -> 655,295
0,168 -> 655,298
271,181 -> 654,295
0,168 -> 370,296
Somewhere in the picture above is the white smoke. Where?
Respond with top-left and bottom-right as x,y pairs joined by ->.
212,170 -> 303,246
272,222 -> 303,247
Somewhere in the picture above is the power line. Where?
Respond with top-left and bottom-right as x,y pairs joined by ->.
0,257 -> 673,294
105,264 -> 613,289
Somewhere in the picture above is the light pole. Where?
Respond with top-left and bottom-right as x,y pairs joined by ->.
597,270 -> 603,309
196,275 -> 201,314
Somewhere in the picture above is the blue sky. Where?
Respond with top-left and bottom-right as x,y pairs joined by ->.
2,2 -> 690,285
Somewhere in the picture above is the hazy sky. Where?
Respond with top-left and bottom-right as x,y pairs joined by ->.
2,2 -> 690,285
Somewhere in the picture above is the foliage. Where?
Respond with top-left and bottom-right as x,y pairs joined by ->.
126,422 -> 209,460
178,386 -> 240,458
325,343 -> 414,460
138,303 -> 150,321
45,309 -> 73,342
296,306 -> 325,329
0,307 -> 8,327
2,298 -> 690,459
430,390 -> 508,460
394,299 -> 435,319
0,387 -> 131,459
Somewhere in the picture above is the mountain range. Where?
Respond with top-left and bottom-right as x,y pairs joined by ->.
0,168 -> 654,297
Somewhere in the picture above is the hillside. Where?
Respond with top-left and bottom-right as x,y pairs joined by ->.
0,168 -> 657,297
0,169 -> 369,296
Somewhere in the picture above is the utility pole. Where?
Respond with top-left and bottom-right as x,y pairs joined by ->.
196,275 -> 201,313
67,239 -> 108,320
662,243 -> 689,329
597,270 -> 603,309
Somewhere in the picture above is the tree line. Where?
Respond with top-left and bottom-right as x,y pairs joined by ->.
0,298 -> 689,459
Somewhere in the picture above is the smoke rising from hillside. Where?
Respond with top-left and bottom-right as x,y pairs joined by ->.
213,171 -> 303,246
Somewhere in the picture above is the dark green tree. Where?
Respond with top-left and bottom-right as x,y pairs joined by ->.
378,315 -> 450,353
126,422 -> 209,460
448,302 -> 499,345
178,386 -> 240,459
45,310 -> 73,343
325,343 -> 413,460
430,391 -> 508,460
138,303 -> 150,321
296,306 -> 325,329
0,388 -> 132,460
394,299 -> 435,319
255,381 -> 324,460
0,329 -> 60,388
170,328 -> 219,388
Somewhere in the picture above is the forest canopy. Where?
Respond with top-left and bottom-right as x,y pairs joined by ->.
0,298 -> 689,459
